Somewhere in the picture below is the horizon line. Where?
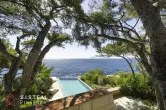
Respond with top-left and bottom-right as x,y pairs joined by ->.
44,56 -> 135,60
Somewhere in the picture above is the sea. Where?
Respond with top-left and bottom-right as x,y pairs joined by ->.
0,58 -> 138,83
43,58 -> 138,77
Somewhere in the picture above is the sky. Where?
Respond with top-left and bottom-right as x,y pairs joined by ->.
7,0 -> 141,59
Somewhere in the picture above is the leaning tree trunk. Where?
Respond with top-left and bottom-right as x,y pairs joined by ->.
137,46 -> 166,110
4,37 -> 22,110
21,19 -> 51,88
4,58 -> 22,110
131,0 -> 166,109
121,56 -> 135,78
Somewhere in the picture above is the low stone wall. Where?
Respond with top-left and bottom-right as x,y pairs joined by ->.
21,89 -> 115,110
107,87 -> 121,99
63,93 -> 115,110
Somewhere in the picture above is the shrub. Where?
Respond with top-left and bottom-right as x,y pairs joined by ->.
119,73 -> 155,100
108,71 -> 155,101
81,69 -> 108,85
26,84 -> 38,94
0,64 -> 54,109
20,98 -> 48,109
37,64 -> 54,79
106,76 -> 118,87
81,69 -> 155,101
20,64 -> 54,108
25,65 -> 54,95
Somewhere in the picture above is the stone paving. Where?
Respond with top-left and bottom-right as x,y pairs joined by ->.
114,97 -> 151,110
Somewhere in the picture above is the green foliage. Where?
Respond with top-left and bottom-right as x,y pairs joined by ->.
41,77 -> 54,92
88,83 -> 111,89
88,0 -> 118,24
107,75 -> 120,87
0,100 -> 5,110
0,0 -> 88,109
89,11 -> 114,24
80,69 -> 108,85
25,64 -> 54,95
37,64 -> 54,79
47,33 -> 71,47
110,71 -> 155,101
20,64 -> 54,108
80,69 -> 118,88
20,98 -> 48,109
120,0 -> 138,18
26,84 -> 38,94
117,72 -> 155,100
21,39 -> 36,46
0,38 -> 16,68
47,33 -> 68,42
102,42 -> 134,57
81,69 -> 155,101
12,65 -> 54,95
20,101 -> 34,109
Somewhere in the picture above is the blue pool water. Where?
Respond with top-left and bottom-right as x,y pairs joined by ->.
58,78 -> 91,97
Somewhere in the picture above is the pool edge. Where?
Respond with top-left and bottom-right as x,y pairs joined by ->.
77,78 -> 93,90
57,77 -> 93,97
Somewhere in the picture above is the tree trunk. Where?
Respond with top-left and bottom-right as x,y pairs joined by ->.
137,48 -> 166,110
154,83 -> 166,110
4,49 -> 22,110
21,19 -> 51,88
32,41 -> 55,77
130,0 -> 166,109
5,90 -> 21,110
150,22 -> 166,109
121,56 -> 135,78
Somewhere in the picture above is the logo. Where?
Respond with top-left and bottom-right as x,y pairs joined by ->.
5,93 -> 17,106
5,94 -> 47,106
20,95 -> 47,105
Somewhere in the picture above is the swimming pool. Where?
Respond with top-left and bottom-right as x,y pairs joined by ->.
57,78 -> 92,97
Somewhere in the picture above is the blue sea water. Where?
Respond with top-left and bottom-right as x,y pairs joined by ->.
43,58 -> 138,77
0,58 -> 138,83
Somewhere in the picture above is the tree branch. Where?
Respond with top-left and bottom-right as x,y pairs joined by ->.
121,55 -> 135,78
125,31 -> 144,43
16,33 -> 35,56
32,36 -> 70,77
4,36 -> 23,93
132,17 -> 140,30
15,37 -> 22,56
97,34 -> 140,50
79,15 -> 142,41
31,42 -> 55,78
0,21 -> 37,34
2,0 -> 24,7
23,0 -> 47,19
